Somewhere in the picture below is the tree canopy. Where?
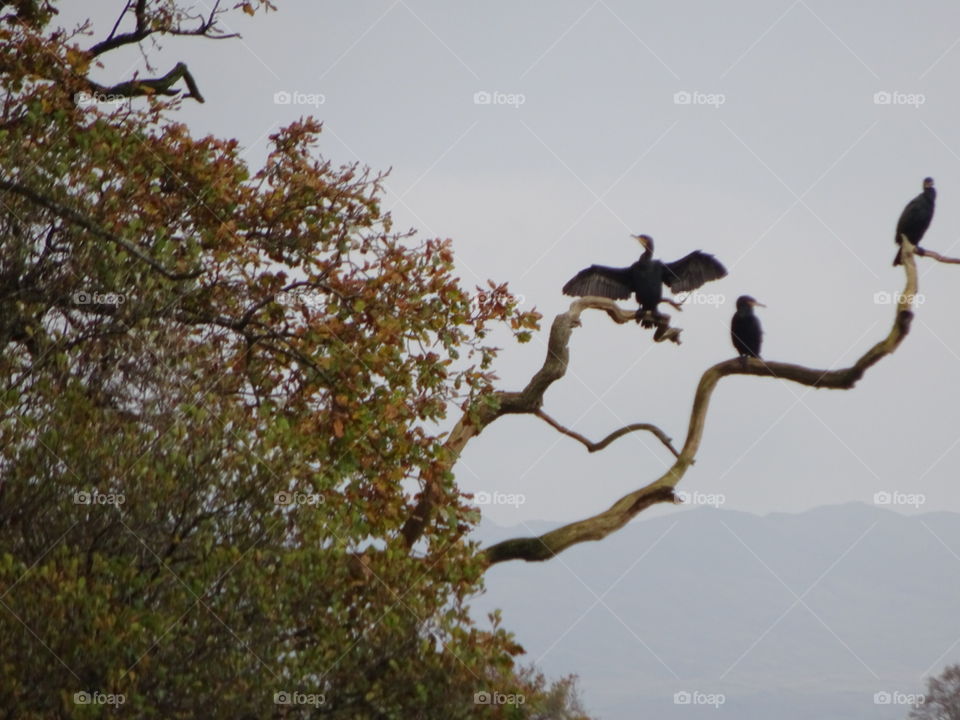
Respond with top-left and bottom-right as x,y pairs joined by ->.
0,3 -> 575,718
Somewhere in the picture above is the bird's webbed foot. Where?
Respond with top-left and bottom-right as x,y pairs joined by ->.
635,309 -> 664,328
635,309 -> 682,344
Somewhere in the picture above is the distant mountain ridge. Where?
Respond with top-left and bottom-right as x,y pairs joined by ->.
470,503 -> 960,719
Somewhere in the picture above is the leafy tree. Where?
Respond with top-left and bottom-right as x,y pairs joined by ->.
0,2 -> 575,718
910,665 -> 960,720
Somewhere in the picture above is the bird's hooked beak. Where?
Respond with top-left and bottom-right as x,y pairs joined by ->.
631,234 -> 653,251
751,299 -> 767,308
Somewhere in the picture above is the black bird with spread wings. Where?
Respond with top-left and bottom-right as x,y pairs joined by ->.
893,177 -> 935,266
562,234 -> 727,324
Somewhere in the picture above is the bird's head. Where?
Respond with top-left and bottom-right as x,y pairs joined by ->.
631,234 -> 654,252
736,295 -> 766,311
923,177 -> 935,189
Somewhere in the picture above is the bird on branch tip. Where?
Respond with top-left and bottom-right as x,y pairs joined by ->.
731,295 -> 765,361
893,177 -> 935,266
562,234 -> 727,329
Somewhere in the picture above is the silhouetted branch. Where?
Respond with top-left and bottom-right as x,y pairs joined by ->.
918,248 -> 960,264
89,62 -> 205,103
88,0 -> 236,57
534,409 -> 680,457
481,241 -> 920,565
402,299 -> 681,546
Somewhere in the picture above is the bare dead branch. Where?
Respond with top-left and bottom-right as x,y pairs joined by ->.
534,409 -> 680,458
918,248 -> 960,264
481,241 -> 920,564
89,62 -> 205,103
401,298 -> 684,546
88,0 -> 237,57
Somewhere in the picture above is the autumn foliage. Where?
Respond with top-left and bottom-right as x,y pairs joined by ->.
0,3 -> 584,718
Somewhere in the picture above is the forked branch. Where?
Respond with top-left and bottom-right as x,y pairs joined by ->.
481,242 -> 919,564
400,297 -> 675,546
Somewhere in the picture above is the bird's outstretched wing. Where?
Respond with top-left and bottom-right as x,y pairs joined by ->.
662,251 -> 727,293
562,264 -> 633,299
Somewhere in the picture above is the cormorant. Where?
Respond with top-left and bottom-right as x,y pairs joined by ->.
562,234 -> 727,325
893,177 -> 935,266
731,295 -> 764,360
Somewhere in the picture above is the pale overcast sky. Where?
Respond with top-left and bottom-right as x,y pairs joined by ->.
67,1 -> 960,525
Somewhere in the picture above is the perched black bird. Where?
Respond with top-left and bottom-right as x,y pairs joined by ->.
731,295 -> 764,360
562,234 -> 727,324
893,177 -> 935,266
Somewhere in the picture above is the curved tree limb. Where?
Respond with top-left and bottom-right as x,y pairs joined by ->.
400,297 -> 678,547
918,248 -> 960,264
481,242 -> 919,564
534,409 -> 680,458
